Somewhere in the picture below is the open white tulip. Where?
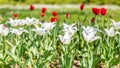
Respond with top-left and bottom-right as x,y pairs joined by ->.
104,27 -> 120,37
110,19 -> 120,30
63,23 -> 77,37
33,22 -> 55,35
82,31 -> 101,43
58,32 -> 71,44
40,22 -> 55,31
9,18 -> 25,27
11,28 -> 28,35
24,17 -> 39,26
0,28 -> 9,36
82,26 -> 99,35
32,27 -> 50,35
0,24 -> 9,36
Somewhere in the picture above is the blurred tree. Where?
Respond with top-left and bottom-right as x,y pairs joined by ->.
86,0 -> 90,3
14,0 -> 19,2
21,0 -> 26,2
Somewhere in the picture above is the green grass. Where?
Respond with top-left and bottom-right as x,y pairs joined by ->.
0,8 -> 120,24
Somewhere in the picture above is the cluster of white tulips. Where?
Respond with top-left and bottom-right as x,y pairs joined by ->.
82,26 -> 101,43
32,22 -> 55,35
104,19 -> 120,37
58,19 -> 120,44
0,24 -> 28,36
9,17 -> 39,26
1,16 -> 120,68
0,17 -> 55,36
1,17 -> 120,44
59,23 -> 77,44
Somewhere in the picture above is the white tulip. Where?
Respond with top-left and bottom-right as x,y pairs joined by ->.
0,24 -> 9,36
104,27 -> 120,37
40,22 -> 55,31
82,31 -> 101,43
32,22 -> 55,35
11,28 -> 28,35
9,18 -> 25,27
82,26 -> 99,35
32,27 -> 50,35
63,23 -> 77,37
0,28 -> 9,36
59,32 -> 71,44
24,17 -> 39,26
110,19 -> 120,30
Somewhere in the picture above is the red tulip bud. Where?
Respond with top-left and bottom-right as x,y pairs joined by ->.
80,4 -> 84,10
13,13 -> 18,18
42,7 -> 47,13
41,13 -> 45,17
66,13 -> 71,18
52,11 -> 58,16
51,18 -> 56,23
30,5 -> 35,11
91,17 -> 95,23
92,8 -> 101,15
101,8 -> 107,16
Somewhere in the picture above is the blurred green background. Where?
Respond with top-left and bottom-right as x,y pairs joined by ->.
0,0 -> 120,5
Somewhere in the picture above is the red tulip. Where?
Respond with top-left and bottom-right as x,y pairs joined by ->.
13,13 -> 18,18
41,13 -> 45,17
52,11 -> 58,16
66,13 -> 71,18
51,18 -> 56,22
42,7 -> 47,13
101,8 -> 107,16
80,4 -> 84,10
91,17 -> 95,23
30,5 -> 35,11
55,16 -> 59,21
92,8 -> 101,15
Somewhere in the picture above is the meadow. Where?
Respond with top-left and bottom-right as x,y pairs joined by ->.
0,5 -> 120,68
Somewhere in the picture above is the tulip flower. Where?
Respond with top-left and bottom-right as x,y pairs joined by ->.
10,28 -> 28,35
42,7 -> 47,13
24,17 -> 39,26
80,4 -> 84,11
13,13 -> 18,18
55,16 -> 59,21
59,32 -> 71,44
1,28 -> 9,36
63,23 -> 77,37
30,5 -> 35,11
82,26 -> 99,35
9,18 -> 25,27
82,30 -> 101,43
40,22 -> 55,31
91,17 -> 95,23
32,27 -> 50,35
101,8 -> 107,16
110,19 -> 120,30
66,13 -> 71,18
50,18 -> 56,22
82,26 -> 101,42
0,25 -> 9,36
33,22 -> 55,35
105,27 -> 120,37
52,11 -> 58,16
59,23 -> 77,44
41,13 -> 45,17
92,8 -> 101,15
